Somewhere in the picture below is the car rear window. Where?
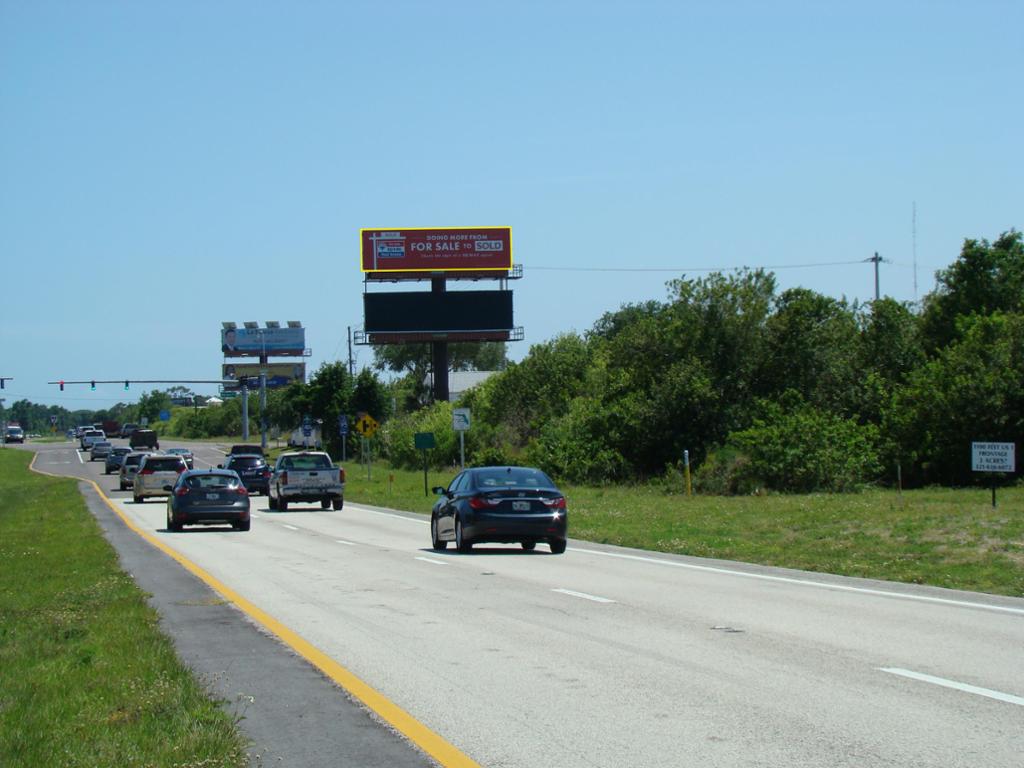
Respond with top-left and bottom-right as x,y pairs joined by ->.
475,468 -> 555,489
94,442 -> 111,448
185,474 -> 240,489
124,454 -> 147,466
144,458 -> 185,472
279,455 -> 333,470
229,457 -> 264,469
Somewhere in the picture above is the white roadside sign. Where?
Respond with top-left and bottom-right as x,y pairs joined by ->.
971,442 -> 1015,473
453,408 -> 471,432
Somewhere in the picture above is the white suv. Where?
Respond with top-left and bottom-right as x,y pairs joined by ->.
80,429 -> 105,450
133,454 -> 187,503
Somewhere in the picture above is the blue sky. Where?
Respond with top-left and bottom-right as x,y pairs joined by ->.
1,0 -> 1021,410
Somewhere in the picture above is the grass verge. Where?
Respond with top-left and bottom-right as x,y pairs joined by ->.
344,461 -> 1024,598
0,448 -> 248,767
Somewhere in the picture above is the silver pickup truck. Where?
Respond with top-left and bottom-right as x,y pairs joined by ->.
268,451 -> 345,511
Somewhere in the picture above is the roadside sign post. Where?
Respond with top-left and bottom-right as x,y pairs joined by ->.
683,450 -> 692,496
415,432 -> 436,496
452,408 -> 470,470
354,414 -> 379,481
338,414 -> 349,462
302,415 -> 312,449
972,442 -> 1015,508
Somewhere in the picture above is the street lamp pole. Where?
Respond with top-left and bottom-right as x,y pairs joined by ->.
258,330 -> 268,450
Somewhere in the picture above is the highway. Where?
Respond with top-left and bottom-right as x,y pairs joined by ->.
25,439 -> 1024,767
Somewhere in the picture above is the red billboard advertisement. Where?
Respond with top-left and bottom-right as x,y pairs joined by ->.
361,227 -> 513,273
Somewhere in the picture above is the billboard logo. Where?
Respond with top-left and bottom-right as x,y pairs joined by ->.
475,240 -> 504,252
372,232 -> 406,260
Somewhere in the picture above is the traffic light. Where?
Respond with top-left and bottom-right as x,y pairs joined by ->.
0,379 -> 4,389
124,380 -> 130,391
90,380 -> 96,391
59,380 -> 65,391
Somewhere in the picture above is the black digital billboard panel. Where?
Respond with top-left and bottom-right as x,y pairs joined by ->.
363,291 -> 513,335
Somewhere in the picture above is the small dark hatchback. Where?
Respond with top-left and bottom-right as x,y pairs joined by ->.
431,466 -> 568,554
165,469 -> 251,532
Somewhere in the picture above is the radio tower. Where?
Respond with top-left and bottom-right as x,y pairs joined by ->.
912,201 -> 918,300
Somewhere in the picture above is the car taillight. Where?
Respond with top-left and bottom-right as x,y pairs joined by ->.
542,496 -> 567,509
262,469 -> 271,478
339,468 -> 346,483
139,468 -> 154,475
176,466 -> 186,474
235,486 -> 249,496
280,471 -> 288,485
468,495 -> 501,510
175,487 -> 190,497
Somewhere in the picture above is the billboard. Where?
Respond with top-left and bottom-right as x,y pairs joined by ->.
361,227 -> 513,274
363,290 -> 513,342
221,327 -> 306,357
222,363 -> 306,390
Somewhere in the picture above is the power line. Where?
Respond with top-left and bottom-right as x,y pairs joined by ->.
524,259 -> 866,273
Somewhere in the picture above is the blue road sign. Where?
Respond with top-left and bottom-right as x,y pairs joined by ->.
159,410 -> 171,421
339,414 -> 349,436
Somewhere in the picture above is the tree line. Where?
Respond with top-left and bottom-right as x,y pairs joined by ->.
384,230 -> 1023,491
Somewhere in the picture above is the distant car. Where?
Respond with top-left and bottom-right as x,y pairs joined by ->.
89,441 -> 113,461
129,429 -> 159,450
4,426 -> 25,443
268,451 -> 345,511
165,447 -> 194,469
228,444 -> 264,457
80,429 -> 105,450
120,423 -> 140,438
119,451 -> 154,490
105,446 -> 132,474
221,454 -> 271,495
133,454 -> 187,503
430,466 -> 568,554
165,469 -> 250,532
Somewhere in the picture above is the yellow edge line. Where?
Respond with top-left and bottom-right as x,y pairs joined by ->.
29,451 -> 480,768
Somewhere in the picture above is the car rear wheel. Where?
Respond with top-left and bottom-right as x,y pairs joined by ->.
521,541 -> 536,551
431,518 -> 447,550
332,497 -> 344,510
268,493 -> 278,510
134,493 -> 143,504
166,508 -> 182,532
321,498 -> 331,510
549,538 -> 567,554
455,518 -> 472,553
278,498 -> 288,512
233,520 -> 251,532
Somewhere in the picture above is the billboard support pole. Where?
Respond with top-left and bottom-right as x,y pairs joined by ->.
241,384 -> 249,440
431,276 -> 450,402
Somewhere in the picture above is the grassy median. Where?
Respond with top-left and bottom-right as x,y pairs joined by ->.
344,461 -> 1024,598
0,448 -> 248,767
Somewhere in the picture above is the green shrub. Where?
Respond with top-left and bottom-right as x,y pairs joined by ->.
693,447 -> 765,495
724,402 -> 881,493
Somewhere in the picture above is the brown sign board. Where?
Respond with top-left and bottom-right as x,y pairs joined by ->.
361,227 -> 512,274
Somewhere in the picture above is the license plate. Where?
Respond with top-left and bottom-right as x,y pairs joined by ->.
512,501 -> 530,511
206,493 -> 220,500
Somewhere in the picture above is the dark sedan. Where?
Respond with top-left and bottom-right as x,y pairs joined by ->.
221,454 -> 271,495
104,446 -> 132,474
165,469 -> 250,532
431,466 -> 568,554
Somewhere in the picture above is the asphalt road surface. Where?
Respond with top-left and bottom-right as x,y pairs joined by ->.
21,439 -> 1024,767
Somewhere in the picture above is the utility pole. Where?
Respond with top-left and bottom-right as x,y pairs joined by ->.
347,326 -> 355,378
867,252 -> 883,301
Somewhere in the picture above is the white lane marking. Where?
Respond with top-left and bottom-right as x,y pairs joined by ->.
574,548 -> 1024,617
75,450 -> 84,464
282,524 -> 299,531
335,540 -> 357,546
552,588 -> 616,604
352,505 -> 429,525
880,668 -> 1024,707
416,557 -> 448,566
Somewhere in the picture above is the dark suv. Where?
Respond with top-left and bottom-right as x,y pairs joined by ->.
129,429 -> 159,450
228,444 -> 264,457
222,454 -> 271,495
